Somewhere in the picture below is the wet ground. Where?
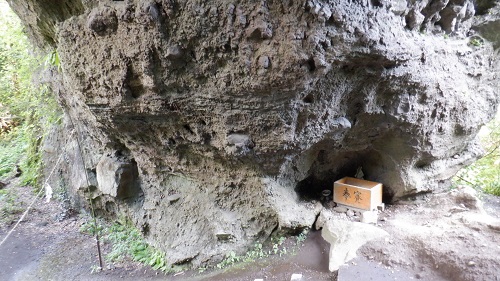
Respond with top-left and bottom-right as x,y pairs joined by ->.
191,230 -> 334,281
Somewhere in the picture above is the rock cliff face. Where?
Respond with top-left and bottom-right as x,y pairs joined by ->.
10,0 -> 500,267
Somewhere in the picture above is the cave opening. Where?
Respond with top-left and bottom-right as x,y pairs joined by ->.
295,149 -> 394,203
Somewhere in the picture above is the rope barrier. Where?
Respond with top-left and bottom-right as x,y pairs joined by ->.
0,129 -> 75,248
0,114 -> 104,269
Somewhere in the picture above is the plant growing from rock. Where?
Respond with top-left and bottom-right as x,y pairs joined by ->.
214,230 -> 310,270
80,217 -> 177,273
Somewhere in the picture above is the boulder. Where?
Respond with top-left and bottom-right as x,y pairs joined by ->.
321,218 -> 388,271
96,154 -> 140,199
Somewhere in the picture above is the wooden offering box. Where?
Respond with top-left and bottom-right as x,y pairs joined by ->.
333,177 -> 383,211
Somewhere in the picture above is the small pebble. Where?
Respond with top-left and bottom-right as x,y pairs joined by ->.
258,55 -> 270,69
167,194 -> 182,202
468,261 -> 476,267
333,206 -> 348,213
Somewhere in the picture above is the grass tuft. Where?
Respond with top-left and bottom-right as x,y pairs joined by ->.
80,217 -> 175,273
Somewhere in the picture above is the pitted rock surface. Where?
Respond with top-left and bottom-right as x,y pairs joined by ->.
10,0 -> 500,268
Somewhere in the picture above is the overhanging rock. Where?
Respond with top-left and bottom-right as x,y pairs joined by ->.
12,0 -> 500,268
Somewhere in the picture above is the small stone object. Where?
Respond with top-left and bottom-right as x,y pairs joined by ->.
167,194 -> 181,202
14,165 -> 22,177
468,261 -> 476,267
226,133 -> 255,154
216,233 -> 233,241
321,189 -> 332,202
254,279 -> 264,281
361,210 -> 378,224
335,117 -> 351,128
333,206 -> 348,213
290,273 -> 303,280
258,55 -> 270,69
354,166 -> 364,179
37,221 -> 49,227
377,203 -> 385,211
329,201 -> 336,208
146,3 -> 161,22
346,209 -> 355,217
166,45 -> 183,60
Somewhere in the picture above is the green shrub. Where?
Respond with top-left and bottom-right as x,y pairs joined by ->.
0,2 -> 62,185
454,113 -> 500,196
0,128 -> 27,178
469,38 -> 483,47
483,182 -> 500,196
81,217 -> 174,273
214,229 -> 309,270
105,219 -> 174,272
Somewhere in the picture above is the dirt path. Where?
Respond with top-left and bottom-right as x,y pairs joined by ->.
0,180 -> 164,281
1,180 -> 499,281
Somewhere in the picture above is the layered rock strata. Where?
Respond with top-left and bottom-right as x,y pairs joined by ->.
11,0 -> 500,267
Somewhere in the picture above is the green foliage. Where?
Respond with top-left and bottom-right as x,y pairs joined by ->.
0,128 -> 26,178
80,217 -> 174,273
90,265 -> 102,273
0,188 -> 23,225
79,219 -> 104,236
272,236 -> 286,255
105,219 -> 173,272
0,2 -> 62,185
216,251 -> 241,269
214,229 -> 310,270
454,113 -> 500,196
484,182 -> 500,196
215,242 -> 277,269
44,49 -> 61,72
295,228 -> 308,245
469,38 -> 483,47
